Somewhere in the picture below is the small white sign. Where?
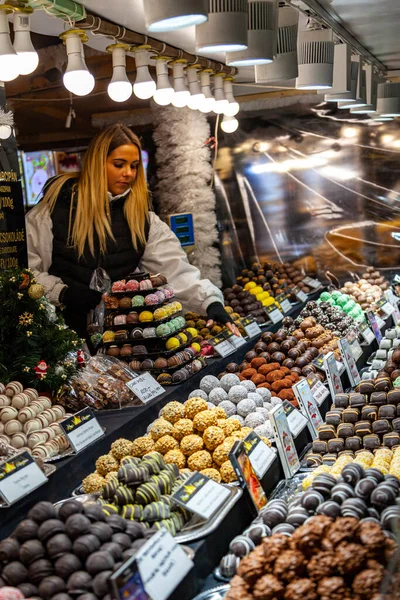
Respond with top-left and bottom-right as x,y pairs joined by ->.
359,322 -> 375,344
231,334 -> 247,349
293,379 -> 324,438
283,400 -> 309,438
293,287 -> 308,303
60,408 -> 105,453
280,299 -> 292,313
211,337 -> 236,358
270,405 -> 300,479
266,307 -> 284,324
376,314 -> 386,329
0,452 -> 47,506
244,432 -> 276,478
324,351 -> 344,398
302,277 -> 321,289
172,472 -> 231,520
242,318 -> 262,338
126,373 -> 165,405
338,337 -> 361,386
136,528 -> 193,600
307,374 -> 330,406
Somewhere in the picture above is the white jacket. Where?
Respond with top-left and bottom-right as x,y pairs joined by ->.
25,205 -> 223,315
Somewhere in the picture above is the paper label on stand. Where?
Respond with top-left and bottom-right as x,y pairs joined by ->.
0,451 -> 47,505
338,337 -> 361,386
283,400 -> 309,438
307,374 -> 330,406
210,334 -> 236,358
302,277 -> 321,289
292,379 -> 323,438
126,373 -> 164,405
276,293 -> 292,313
324,351 -> 344,397
292,286 -> 308,303
243,431 -> 276,478
367,311 -> 383,343
313,354 -> 325,370
346,330 -> 363,362
172,472 -> 230,519
226,329 -> 246,349
270,405 -> 300,478
59,407 -> 104,453
359,321 -> 375,344
385,290 -> 400,324
265,304 -> 284,323
241,317 -> 262,338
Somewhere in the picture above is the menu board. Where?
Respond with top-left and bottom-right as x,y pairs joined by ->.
0,174 -> 27,269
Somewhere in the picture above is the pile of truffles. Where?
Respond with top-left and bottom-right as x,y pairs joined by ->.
362,328 -> 400,380
341,267 -> 389,313
0,498 -> 156,600
0,381 -> 70,460
225,515 -> 395,600
223,285 -> 267,324
184,310 -> 245,344
288,314 -> 341,360
318,291 -> 365,324
190,373 -> 279,438
236,261 -> 311,298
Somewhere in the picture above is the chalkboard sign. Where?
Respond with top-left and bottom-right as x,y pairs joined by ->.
0,175 -> 27,269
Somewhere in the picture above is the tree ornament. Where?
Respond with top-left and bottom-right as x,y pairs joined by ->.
77,349 -> 85,368
19,272 -> 30,289
34,360 -> 48,379
19,312 -> 33,326
28,283 -> 45,299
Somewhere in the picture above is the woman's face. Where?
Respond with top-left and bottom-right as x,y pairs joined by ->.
106,144 -> 140,196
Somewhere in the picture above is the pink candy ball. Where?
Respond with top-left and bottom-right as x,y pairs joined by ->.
112,280 -> 126,292
0,587 -> 24,600
125,279 -> 140,291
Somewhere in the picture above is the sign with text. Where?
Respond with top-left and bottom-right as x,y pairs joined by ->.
0,178 -> 27,270
293,379 -> 323,438
225,329 -> 246,349
0,451 -> 47,505
229,439 -> 267,512
265,303 -> 284,324
385,289 -> 400,325
59,407 -> 104,453
367,311 -> 383,343
292,286 -> 308,303
283,400 -> 309,438
241,317 -> 262,339
359,320 -> 375,344
276,293 -> 292,314
307,373 -> 330,406
346,330 -> 363,362
323,351 -> 344,398
313,354 -> 325,371
302,276 -> 321,289
270,405 -> 300,478
172,472 -> 230,520
126,373 -> 165,404
243,431 -> 276,478
210,334 -> 236,358
338,337 -> 361,387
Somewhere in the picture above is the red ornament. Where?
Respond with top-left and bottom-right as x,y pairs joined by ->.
77,350 -> 85,368
19,272 -> 30,289
34,360 -> 48,379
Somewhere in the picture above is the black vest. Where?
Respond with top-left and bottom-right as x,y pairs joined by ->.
47,178 -> 149,336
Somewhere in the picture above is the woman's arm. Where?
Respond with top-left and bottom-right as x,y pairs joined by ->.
140,212 -> 224,315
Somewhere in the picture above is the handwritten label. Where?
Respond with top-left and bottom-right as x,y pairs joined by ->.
276,293 -> 292,313
313,354 -> 325,370
243,431 -> 276,478
292,379 -> 323,438
59,407 -> 104,453
126,373 -> 165,404
307,374 -> 330,406
172,472 -> 230,519
292,286 -> 308,303
323,351 -> 344,397
241,317 -> 262,338
0,451 -> 47,505
283,400 -> 309,438
359,320 -> 375,344
210,334 -> 236,358
265,303 -> 284,324
270,405 -> 300,478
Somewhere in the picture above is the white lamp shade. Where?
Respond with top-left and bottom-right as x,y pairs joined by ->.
196,0 -> 248,53
296,28 -> 334,90
144,0 -> 208,32
255,6 -> 298,82
13,14 -> 39,75
0,11 -> 19,82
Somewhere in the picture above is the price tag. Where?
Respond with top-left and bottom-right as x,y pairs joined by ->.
323,351 -> 344,397
276,293 -> 292,313
307,374 -> 330,406
367,311 -> 383,343
359,320 -> 375,344
265,303 -> 284,324
302,277 -> 321,289
172,472 -> 231,519
292,286 -> 308,303
385,290 -> 400,324
241,317 -> 262,339
126,373 -> 165,405
292,380 -> 324,438
225,329 -> 246,349
59,407 -> 105,453
346,330 -> 363,361
376,314 -> 386,329
0,451 -> 47,506
243,431 -> 276,478
313,354 -> 325,371
210,334 -> 236,358
110,528 -> 194,600
283,400 -> 309,438
269,405 -> 300,478
338,337 -> 361,386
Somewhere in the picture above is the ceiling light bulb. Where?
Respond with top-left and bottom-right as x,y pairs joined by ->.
221,115 -> 239,133
133,46 -> 156,99
61,30 -> 95,96
107,44 -> 132,102
144,0 -> 208,32
186,65 -> 205,110
255,6 -> 298,83
153,57 -> 174,106
296,27 -> 334,90
13,11 -> 39,75
171,60 -> 190,107
213,74 -> 229,114
223,77 -> 240,116
196,0 -> 248,53
0,9 -> 20,82
199,70 -> 215,113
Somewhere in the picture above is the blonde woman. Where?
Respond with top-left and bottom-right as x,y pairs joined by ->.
26,124 -> 236,339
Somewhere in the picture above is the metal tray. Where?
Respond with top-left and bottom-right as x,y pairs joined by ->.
60,485 -> 243,544
191,584 -> 229,600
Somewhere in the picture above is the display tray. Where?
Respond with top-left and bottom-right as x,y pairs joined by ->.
105,295 -> 176,311
58,486 -> 242,543
269,471 -> 309,504
102,321 -> 187,341
191,584 -> 229,600
103,340 -> 193,360
105,311 -> 183,330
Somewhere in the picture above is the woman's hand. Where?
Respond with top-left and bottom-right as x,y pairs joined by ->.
206,302 -> 241,337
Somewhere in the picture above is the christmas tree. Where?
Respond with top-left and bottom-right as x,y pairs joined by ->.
0,268 -> 82,394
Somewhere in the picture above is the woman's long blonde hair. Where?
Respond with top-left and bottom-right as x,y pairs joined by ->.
39,124 -> 150,258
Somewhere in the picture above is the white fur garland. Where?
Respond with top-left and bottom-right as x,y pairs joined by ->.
152,105 -> 222,287
0,108 -> 13,127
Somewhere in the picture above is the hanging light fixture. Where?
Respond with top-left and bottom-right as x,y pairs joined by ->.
221,115 -> 239,133
144,0 -> 208,32
60,29 -> 95,96
223,77 -> 239,116
13,8 -> 39,76
226,0 -> 278,67
376,82 -> 400,117
323,43 -> 351,101
351,65 -> 378,114
212,73 -> 229,114
133,46 -> 156,100
196,0 -> 248,53
338,55 -> 367,109
171,60 -> 190,107
325,55 -> 359,103
296,27 -> 334,90
107,43 -> 132,102
153,56 -> 174,106
199,69 -> 215,113
255,6 -> 298,83
186,65 -> 205,110
0,6 -> 20,82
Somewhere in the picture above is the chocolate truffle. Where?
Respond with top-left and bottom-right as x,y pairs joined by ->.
20,539 -> 46,565
336,542 -> 366,574
38,519 -> 66,542
306,551 -> 337,580
253,574 -> 284,600
28,558 -> 55,583
86,550 -> 115,575
75,594 -> 97,600
73,535 -> 101,561
65,514 -> 91,540
66,571 -> 92,593
51,594 -> 73,600
125,522 -> 146,539
274,550 -> 306,582
55,553 -> 83,579
58,500 -> 84,522
92,570 -> 113,597
90,521 -> 113,543
18,583 -> 39,597
83,504 -> 106,523
100,542 -> 123,562
106,514 -> 126,533
14,519 -> 39,542
46,533 -> 73,560
28,501 -> 57,523
317,576 -> 348,600
2,561 -> 28,585
111,533 -> 132,550
0,538 -> 20,562
38,575 -> 66,599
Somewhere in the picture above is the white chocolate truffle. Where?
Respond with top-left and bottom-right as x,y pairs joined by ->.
227,414 -> 245,426
38,396 -> 52,409
5,381 -> 23,397
237,399 -> 256,417
0,395 -> 11,408
29,401 -> 44,415
218,400 -> 237,417
11,393 -> 30,410
23,419 -> 42,434
188,389 -> 208,400
257,388 -> 272,402
219,374 -> 241,391
271,397 -> 283,407
208,388 -> 228,405
239,380 -> 257,393
24,388 -> 38,402
4,420 -> 23,435
1,406 -> 18,423
199,375 -> 221,394
247,393 -> 263,407
18,407 -> 36,423
245,413 -> 265,428
10,433 -> 27,449
228,385 -> 248,404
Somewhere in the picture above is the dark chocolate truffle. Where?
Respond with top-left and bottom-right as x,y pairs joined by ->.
86,550 -> 115,575
67,570 -> 92,593
76,594 -> 97,600
0,537 -> 20,561
58,499 -> 84,522
83,504 -> 106,523
55,553 -> 83,579
14,519 -> 39,542
51,594 -> 73,600
89,521 -> 113,543
106,514 -> 126,533
20,539 -> 46,565
38,519 -> 66,542
92,570 -> 113,597
111,533 -> 132,550
65,514 -> 91,540
100,542 -> 123,561
46,533 -> 73,559
38,575 -> 67,599
28,501 -> 57,523
73,534 -> 101,561
18,583 -> 39,597
2,561 -> 29,585
125,522 -> 146,539
28,558 -> 55,583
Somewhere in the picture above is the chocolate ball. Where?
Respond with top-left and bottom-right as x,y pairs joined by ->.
92,570 -> 112,597
38,519 -> 66,542
267,342 -> 280,354
282,359 -> 295,369
125,522 -> 145,540
226,363 -> 239,373
52,594 -> 73,600
28,558 -> 55,583
18,582 -> 39,597
73,535 -> 101,561
20,539 -> 46,565
47,534 -> 73,560
2,561 -> 28,585
38,575 -> 67,599
89,522 -> 113,543
55,553 -> 83,580
105,514 -> 126,533
100,542 -> 123,562
65,514 -> 91,540
58,500 -> 84,522
67,571 -> 92,593
111,533 -> 132,550
28,501 -> 57,523
83,505 -> 106,523
271,352 -> 285,364
14,519 -> 39,542
76,594 -> 97,600
0,537 -> 20,561
86,551 -> 115,575
245,351 -> 257,361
